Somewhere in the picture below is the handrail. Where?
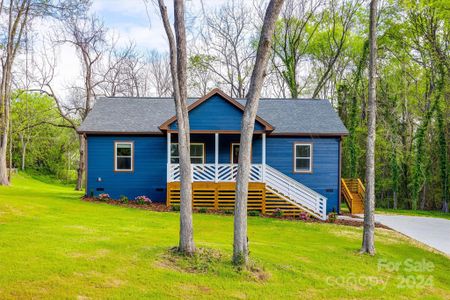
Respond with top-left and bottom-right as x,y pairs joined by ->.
341,179 -> 353,210
265,164 -> 327,220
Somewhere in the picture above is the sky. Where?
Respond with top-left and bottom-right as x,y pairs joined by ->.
42,0 -> 229,99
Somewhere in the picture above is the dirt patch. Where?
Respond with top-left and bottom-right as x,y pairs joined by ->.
156,247 -> 224,274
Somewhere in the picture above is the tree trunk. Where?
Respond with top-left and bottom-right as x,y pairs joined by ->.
0,66 -> 12,186
0,130 -> 8,185
158,0 -> 195,255
20,133 -> 27,171
420,182 -> 426,210
360,0 -> 377,256
393,191 -> 397,209
75,134 -> 85,191
174,0 -> 195,255
233,0 -> 284,266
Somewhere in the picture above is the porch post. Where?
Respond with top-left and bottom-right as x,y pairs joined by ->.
262,133 -> 266,182
215,133 -> 219,183
167,132 -> 171,182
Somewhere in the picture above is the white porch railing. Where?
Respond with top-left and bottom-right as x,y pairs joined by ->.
167,163 -> 327,220
168,163 -> 263,182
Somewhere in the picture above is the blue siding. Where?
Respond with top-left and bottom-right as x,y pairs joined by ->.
87,135 -> 167,202
169,94 -> 264,131
86,134 -> 340,214
176,134 -> 262,163
266,136 -> 340,213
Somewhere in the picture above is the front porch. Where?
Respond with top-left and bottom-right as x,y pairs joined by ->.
165,132 -> 328,220
165,132 -> 267,183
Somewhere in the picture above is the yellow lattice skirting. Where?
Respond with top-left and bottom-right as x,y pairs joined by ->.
167,182 -> 303,216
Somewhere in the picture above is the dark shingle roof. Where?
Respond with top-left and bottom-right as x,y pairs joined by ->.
78,97 -> 348,135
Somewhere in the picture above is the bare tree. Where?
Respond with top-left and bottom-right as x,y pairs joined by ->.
98,42 -> 147,97
157,0 -> 195,255
234,0 -> 284,266
55,14 -> 107,190
196,0 -> 256,98
360,0 -> 377,255
146,50 -> 172,97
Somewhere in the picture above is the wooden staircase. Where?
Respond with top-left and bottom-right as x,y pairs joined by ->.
341,178 -> 365,214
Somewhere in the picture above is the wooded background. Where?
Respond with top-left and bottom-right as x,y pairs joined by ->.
0,0 -> 448,212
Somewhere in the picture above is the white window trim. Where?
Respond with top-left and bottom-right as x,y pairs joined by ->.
171,143 -> 205,164
294,142 -> 313,173
114,141 -> 134,172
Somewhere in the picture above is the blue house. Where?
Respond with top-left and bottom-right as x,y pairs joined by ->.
78,89 -> 348,220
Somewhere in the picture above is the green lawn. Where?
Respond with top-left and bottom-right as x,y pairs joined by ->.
0,174 -> 449,299
376,208 -> 450,220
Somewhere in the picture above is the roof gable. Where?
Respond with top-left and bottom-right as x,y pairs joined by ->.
159,89 -> 274,132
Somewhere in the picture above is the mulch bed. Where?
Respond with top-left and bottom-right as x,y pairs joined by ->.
82,197 -> 390,229
82,197 -> 172,212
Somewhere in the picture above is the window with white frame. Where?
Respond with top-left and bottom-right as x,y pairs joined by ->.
115,142 -> 133,171
170,143 -> 205,164
294,143 -> 312,173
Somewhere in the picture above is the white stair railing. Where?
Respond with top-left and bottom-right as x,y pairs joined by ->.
264,164 -> 327,220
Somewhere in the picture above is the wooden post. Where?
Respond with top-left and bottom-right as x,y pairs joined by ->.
215,133 -> 219,183
262,133 -> 266,182
262,185 -> 266,214
167,132 -> 171,182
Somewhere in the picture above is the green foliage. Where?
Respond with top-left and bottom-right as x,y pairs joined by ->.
9,92 -> 78,183
338,0 -> 449,211
272,208 -> 283,218
198,207 -> 208,214
247,210 -> 260,217
119,195 -> 129,204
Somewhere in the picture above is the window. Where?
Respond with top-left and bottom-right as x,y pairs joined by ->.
170,143 -> 205,164
294,143 -> 312,173
115,142 -> 133,172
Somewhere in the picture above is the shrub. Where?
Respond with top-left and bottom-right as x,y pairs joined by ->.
299,211 -> 310,221
119,195 -> 129,204
248,210 -> 260,217
135,195 -> 152,205
198,207 -> 208,214
171,205 -> 180,211
98,193 -> 110,201
272,208 -> 283,218
223,210 -> 233,215
328,212 -> 337,223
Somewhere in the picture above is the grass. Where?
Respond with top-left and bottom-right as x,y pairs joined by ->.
376,208 -> 450,220
0,174 -> 449,299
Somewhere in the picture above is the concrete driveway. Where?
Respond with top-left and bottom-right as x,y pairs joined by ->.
375,214 -> 450,256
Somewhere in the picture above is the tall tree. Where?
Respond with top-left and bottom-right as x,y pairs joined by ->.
233,0 -> 284,266
55,14 -> 107,191
157,0 -> 195,255
360,0 -> 377,255
272,0 -> 323,98
0,0 -> 31,185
